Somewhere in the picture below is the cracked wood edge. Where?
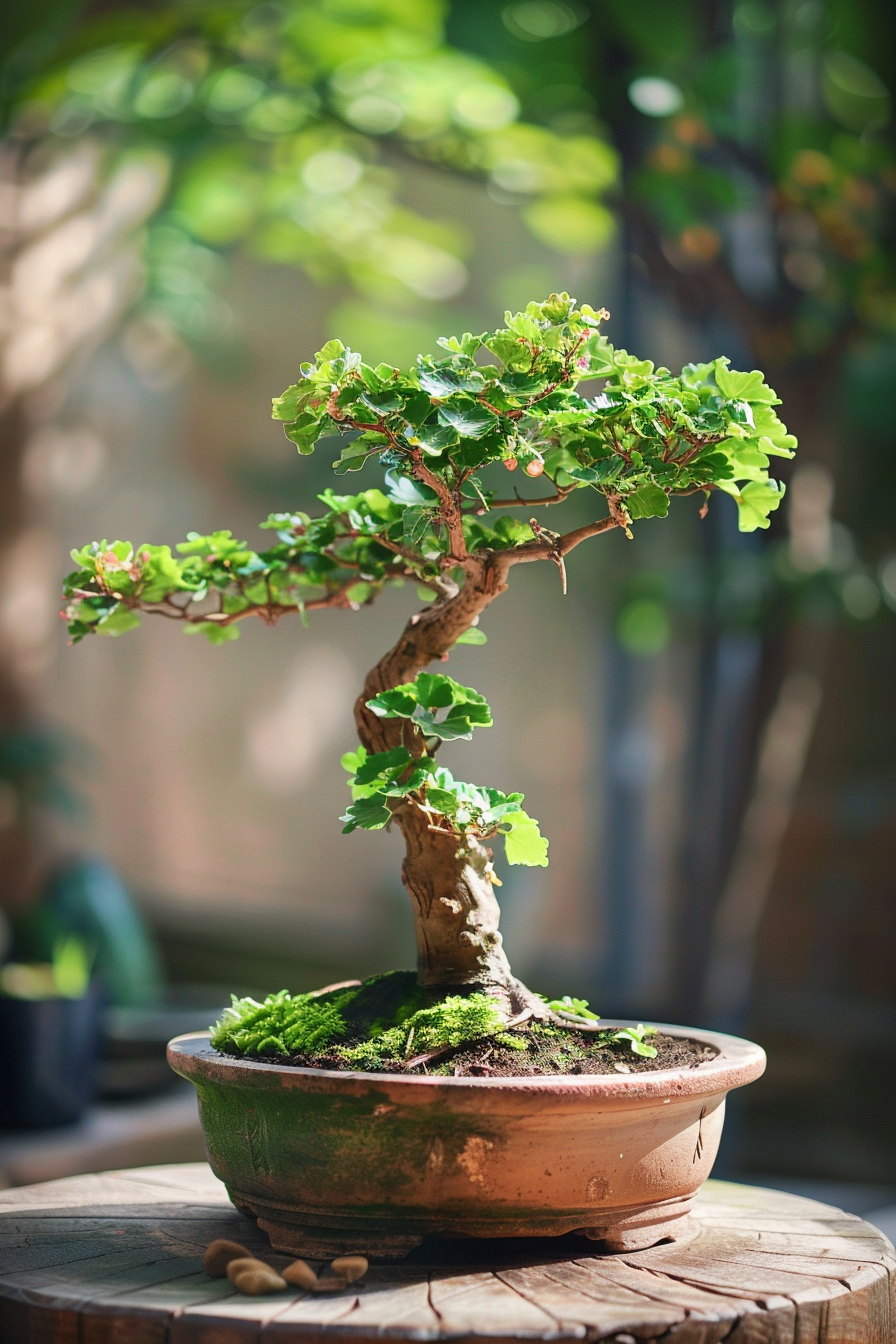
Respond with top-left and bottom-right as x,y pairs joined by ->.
0,1168 -> 893,1342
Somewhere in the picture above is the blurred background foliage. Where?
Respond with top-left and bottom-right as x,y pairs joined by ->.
0,0 -> 894,1184
1,0 -> 617,373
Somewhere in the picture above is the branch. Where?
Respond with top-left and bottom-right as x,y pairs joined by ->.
505,509 -> 624,568
134,589 -> 356,627
368,534 -> 431,570
481,483 -> 577,511
408,449 -> 468,561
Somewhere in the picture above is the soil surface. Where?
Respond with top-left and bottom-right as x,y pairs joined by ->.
244,1029 -> 717,1077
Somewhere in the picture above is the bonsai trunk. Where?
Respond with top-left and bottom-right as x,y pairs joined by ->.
353,553 -> 542,1018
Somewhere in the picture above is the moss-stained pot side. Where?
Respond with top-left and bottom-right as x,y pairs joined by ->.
168,1025 -> 765,1258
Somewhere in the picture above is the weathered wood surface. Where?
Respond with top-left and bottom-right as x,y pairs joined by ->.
0,1163 -> 893,1342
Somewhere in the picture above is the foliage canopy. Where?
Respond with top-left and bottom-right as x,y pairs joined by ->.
63,293 -> 795,870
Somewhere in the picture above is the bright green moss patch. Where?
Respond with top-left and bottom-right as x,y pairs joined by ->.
334,994 -> 510,1069
210,987 -> 354,1056
210,972 -> 511,1068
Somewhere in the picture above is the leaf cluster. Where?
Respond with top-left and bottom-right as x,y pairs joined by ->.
540,994 -> 658,1057
341,672 -> 549,868
274,293 -> 793,534
611,1024 -> 659,1059
62,488 -> 428,643
63,296 -> 796,647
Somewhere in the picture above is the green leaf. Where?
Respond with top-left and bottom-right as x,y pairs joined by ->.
341,747 -> 367,775
408,422 -> 459,455
333,439 -> 374,474
453,628 -> 487,645
96,608 -> 141,637
752,405 -> 797,457
271,382 -> 313,422
360,388 -> 405,414
718,477 -> 786,531
403,505 -> 435,547
436,332 -> 483,358
137,544 -> 193,602
413,672 -> 470,709
437,401 -> 497,439
384,471 -> 438,507
414,704 -> 491,740
366,687 -> 418,719
340,795 -> 392,833
353,746 -> 412,786
713,361 -> 779,404
626,483 -> 669,520
545,995 -> 599,1021
612,1024 -> 658,1058
367,674 -> 493,740
317,338 -> 345,362
425,785 -> 461,817
492,517 -> 535,547
183,621 -> 241,644
418,366 -> 485,398
502,811 -> 549,867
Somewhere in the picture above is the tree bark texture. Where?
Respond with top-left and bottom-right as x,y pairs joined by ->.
352,551 -> 537,1009
350,509 -> 621,1006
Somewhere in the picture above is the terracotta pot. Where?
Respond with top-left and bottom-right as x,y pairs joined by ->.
168,1024 -> 764,1259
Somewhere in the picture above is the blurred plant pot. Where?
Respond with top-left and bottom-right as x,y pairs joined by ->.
168,1024 -> 765,1259
0,986 -> 103,1128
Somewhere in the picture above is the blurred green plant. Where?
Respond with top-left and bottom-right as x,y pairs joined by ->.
4,0 -> 618,354
0,934 -> 93,999
0,726 -> 85,822
460,0 -> 895,358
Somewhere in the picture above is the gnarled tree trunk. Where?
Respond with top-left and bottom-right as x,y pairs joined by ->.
352,551 -> 540,1016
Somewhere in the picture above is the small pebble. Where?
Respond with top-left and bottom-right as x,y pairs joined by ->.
226,1256 -> 271,1284
203,1239 -> 252,1277
232,1267 -> 288,1296
330,1255 -> 368,1284
613,1061 -> 631,1073
283,1259 -> 318,1290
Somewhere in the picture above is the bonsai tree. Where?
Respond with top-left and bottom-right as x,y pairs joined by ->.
62,294 -> 795,1059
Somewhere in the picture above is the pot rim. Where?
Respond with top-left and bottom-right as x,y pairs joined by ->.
168,1020 -> 765,1100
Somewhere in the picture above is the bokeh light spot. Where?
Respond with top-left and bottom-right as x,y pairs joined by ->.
616,599 -> 672,657
301,151 -> 363,195
453,83 -> 519,130
628,77 -> 685,117
502,2 -> 588,41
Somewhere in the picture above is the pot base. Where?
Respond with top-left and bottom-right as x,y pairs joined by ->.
231,1188 -> 697,1260
580,1194 -> 696,1252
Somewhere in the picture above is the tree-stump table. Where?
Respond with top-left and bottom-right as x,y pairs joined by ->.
0,1163 -> 892,1342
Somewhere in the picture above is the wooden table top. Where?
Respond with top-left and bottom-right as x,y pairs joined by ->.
0,1162 -> 893,1342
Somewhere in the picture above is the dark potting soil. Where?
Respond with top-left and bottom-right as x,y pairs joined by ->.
248,1030 -> 717,1078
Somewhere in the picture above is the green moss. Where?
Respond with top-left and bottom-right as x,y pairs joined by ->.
209,987 -> 353,1056
210,973 -> 508,1067
209,976 -> 662,1074
495,1032 -> 529,1051
335,994 -> 506,1068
